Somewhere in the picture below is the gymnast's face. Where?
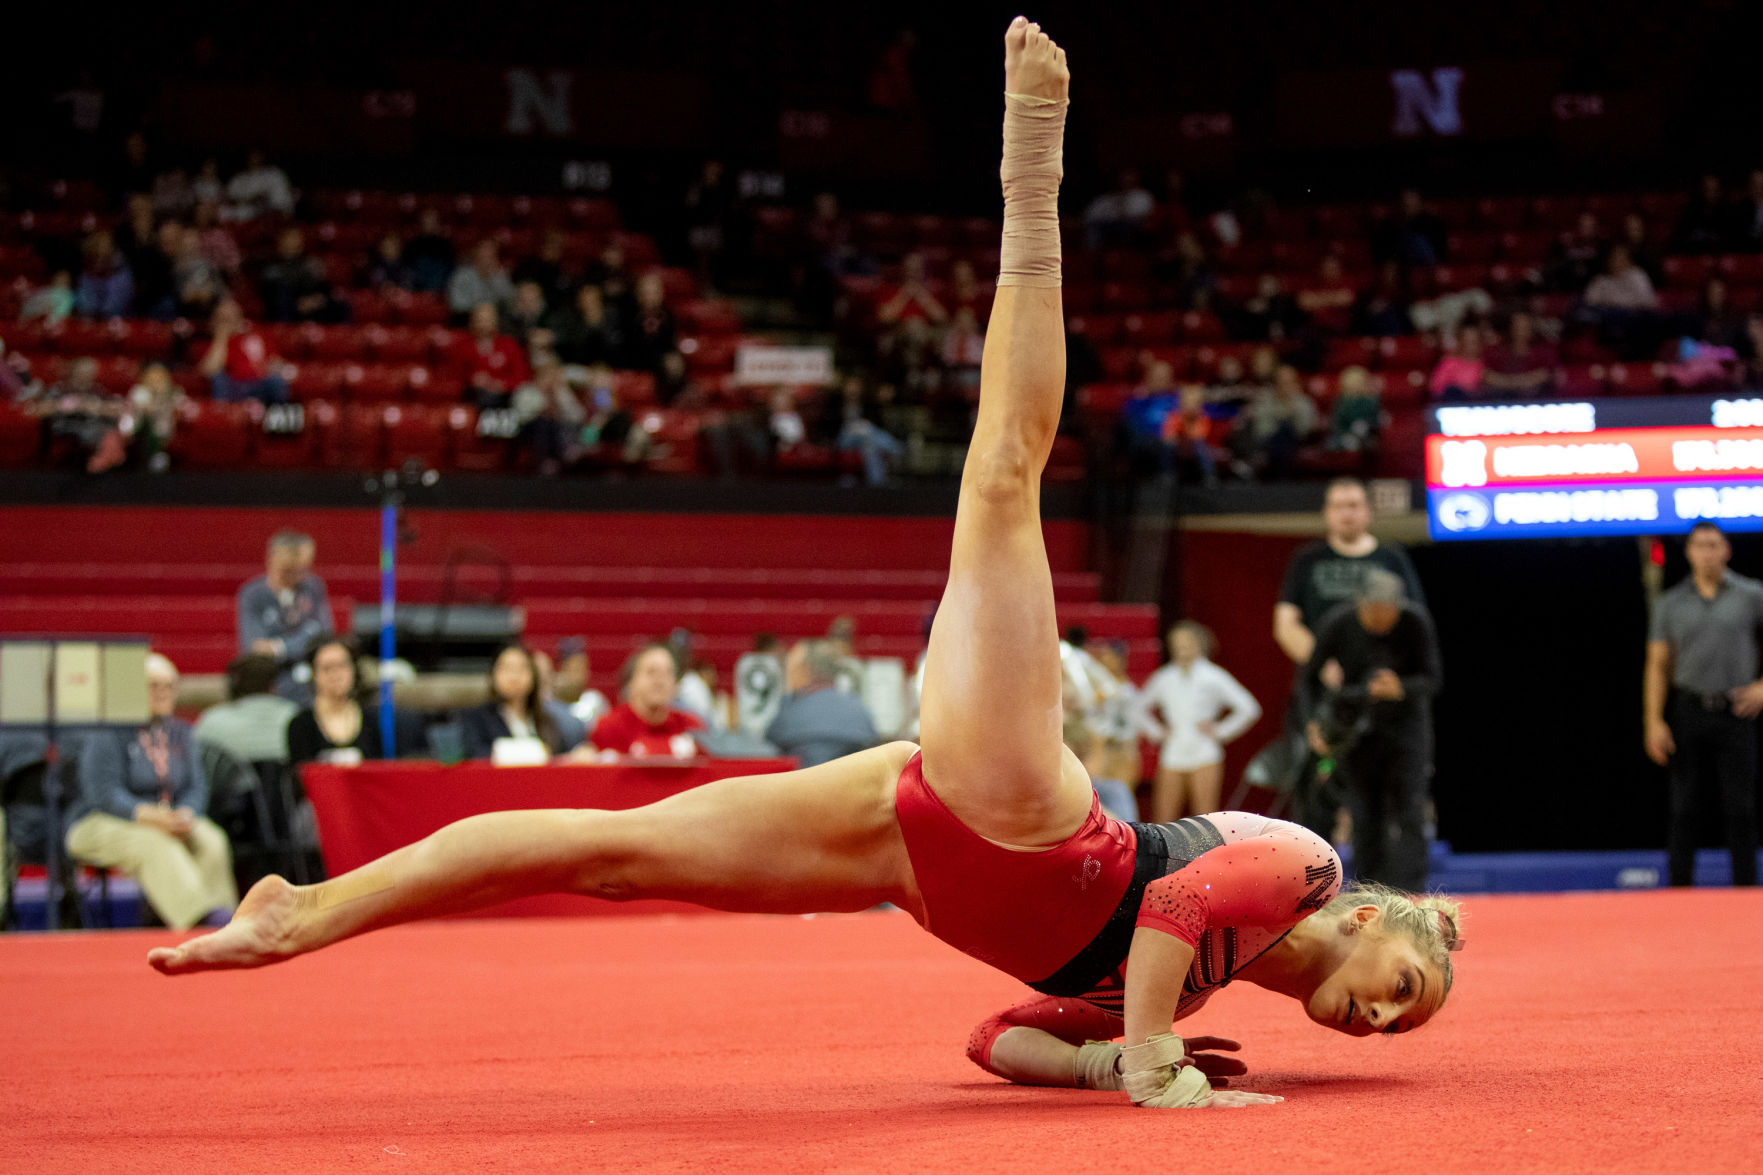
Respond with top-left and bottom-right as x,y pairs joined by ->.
1309,908 -> 1441,1038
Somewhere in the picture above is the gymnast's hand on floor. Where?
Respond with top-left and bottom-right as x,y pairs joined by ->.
1121,1033 -> 1283,1108
1181,1035 -> 1249,1087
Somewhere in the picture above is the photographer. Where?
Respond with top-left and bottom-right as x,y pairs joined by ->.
1302,569 -> 1441,890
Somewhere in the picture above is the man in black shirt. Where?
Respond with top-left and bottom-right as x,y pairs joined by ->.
1273,478 -> 1426,835
1304,569 -> 1442,891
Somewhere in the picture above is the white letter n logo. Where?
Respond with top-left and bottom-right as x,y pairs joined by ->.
505,68 -> 575,137
1390,67 -> 1464,137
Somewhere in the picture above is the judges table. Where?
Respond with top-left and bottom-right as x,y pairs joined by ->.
302,758 -> 798,919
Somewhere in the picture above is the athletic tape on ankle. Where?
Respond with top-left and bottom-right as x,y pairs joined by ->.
1075,1041 -> 1124,1091
316,868 -> 395,909
998,92 -> 1066,289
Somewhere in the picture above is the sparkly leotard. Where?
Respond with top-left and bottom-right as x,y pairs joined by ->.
890,753 -> 1341,1076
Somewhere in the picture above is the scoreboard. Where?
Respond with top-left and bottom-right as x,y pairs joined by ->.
1425,395 -> 1763,540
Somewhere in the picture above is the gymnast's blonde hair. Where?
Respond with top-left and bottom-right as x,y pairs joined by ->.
1318,882 -> 1464,1000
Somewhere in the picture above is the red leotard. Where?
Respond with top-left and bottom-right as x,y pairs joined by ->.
893,751 -> 1138,984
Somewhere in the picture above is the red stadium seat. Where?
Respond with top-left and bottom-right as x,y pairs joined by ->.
250,400 -> 324,468
383,404 -> 451,468
612,370 -> 657,406
448,405 -> 526,473
1369,336 -> 1436,370
368,325 -> 434,364
1606,363 -> 1666,397
320,402 -> 387,470
1119,310 -> 1182,345
407,365 -> 465,404
0,402 -> 40,467
1664,256 -> 1718,287
287,361 -> 345,401
167,402 -> 253,469
351,364 -> 412,403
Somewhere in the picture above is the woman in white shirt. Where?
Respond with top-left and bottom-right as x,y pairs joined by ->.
1135,621 -> 1261,823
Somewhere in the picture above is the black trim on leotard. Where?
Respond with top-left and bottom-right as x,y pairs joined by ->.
1026,816 -> 1225,998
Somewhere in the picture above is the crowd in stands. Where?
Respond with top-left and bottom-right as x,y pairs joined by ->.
10,134 -> 1763,483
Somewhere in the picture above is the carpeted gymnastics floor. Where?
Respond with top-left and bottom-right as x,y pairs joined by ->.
2,889 -> 1760,1175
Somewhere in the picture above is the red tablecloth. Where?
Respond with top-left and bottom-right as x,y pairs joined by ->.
301,758 -> 798,918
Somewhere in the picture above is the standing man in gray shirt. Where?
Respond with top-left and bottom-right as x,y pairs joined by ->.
1644,521 -> 1762,887
237,531 -> 335,703
765,640 -> 878,769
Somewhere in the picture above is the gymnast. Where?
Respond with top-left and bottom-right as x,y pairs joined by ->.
149,18 -> 1463,1108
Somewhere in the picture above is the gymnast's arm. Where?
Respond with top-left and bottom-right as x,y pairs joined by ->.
969,995 -> 1248,1091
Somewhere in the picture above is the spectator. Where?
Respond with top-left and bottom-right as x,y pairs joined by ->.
1696,277 -> 1751,354
259,227 -> 336,323
1083,167 -> 1156,251
191,158 -> 225,208
201,300 -> 291,405
575,363 -> 640,462
946,258 -> 987,323
1274,477 -> 1427,836
1161,230 -> 1216,311
224,148 -> 295,220
513,228 -> 575,307
237,530 -> 335,701
192,199 -> 242,277
1328,366 -> 1381,451
1064,715 -> 1138,822
124,212 -> 178,319
65,653 -> 237,931
876,252 -> 948,327
171,225 -> 224,319
768,387 -> 806,452
1372,188 -> 1446,268
1135,621 -> 1261,823
1546,211 -> 1607,294
151,166 -> 196,220
1165,386 -> 1219,486
1297,254 -> 1358,335
115,195 -> 165,309
449,303 -> 530,409
1408,282 -> 1493,345
734,633 -> 786,737
1619,212 -> 1665,288
287,638 -> 384,766
363,232 -> 415,292
1585,243 -> 1659,311
459,644 -> 565,760
447,238 -> 515,321
1243,364 -> 1319,476
590,643 -> 706,756
547,283 -> 621,367
1481,312 -> 1558,398
624,271 -> 677,372
1117,359 -> 1180,477
585,242 -> 637,318
532,650 -> 587,751
834,374 -> 904,487
1352,262 -> 1413,337
403,209 -> 456,293
1642,521 -> 1760,888
75,230 -> 134,319
110,130 -> 155,202
193,653 -> 300,765
1428,325 -> 1487,401
20,271 -> 75,326
502,280 -> 553,355
1231,273 -> 1302,342
556,641 -> 611,732
1304,570 -> 1442,891
682,160 -> 731,292
1672,174 -> 1736,255
765,640 -> 879,768
511,357 -> 585,475
32,355 -> 130,473
126,361 -> 189,472
941,305 -> 986,393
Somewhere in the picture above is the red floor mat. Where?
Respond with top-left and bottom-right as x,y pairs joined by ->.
3,889 -> 1760,1173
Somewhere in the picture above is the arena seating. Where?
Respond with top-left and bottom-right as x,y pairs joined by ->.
1,180 -> 1750,483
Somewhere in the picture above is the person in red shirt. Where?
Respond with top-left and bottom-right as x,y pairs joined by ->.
199,300 -> 291,404
590,643 -> 705,756
449,303 -> 531,409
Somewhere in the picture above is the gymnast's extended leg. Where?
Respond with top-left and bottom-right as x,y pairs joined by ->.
916,18 -> 1086,846
148,743 -> 919,974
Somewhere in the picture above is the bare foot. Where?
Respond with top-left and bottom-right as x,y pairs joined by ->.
147,874 -> 302,975
1004,16 -> 1069,102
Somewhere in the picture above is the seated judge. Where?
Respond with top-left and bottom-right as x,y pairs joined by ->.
459,644 -> 565,760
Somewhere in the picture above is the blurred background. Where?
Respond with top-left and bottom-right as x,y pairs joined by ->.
6,0 -> 1763,929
